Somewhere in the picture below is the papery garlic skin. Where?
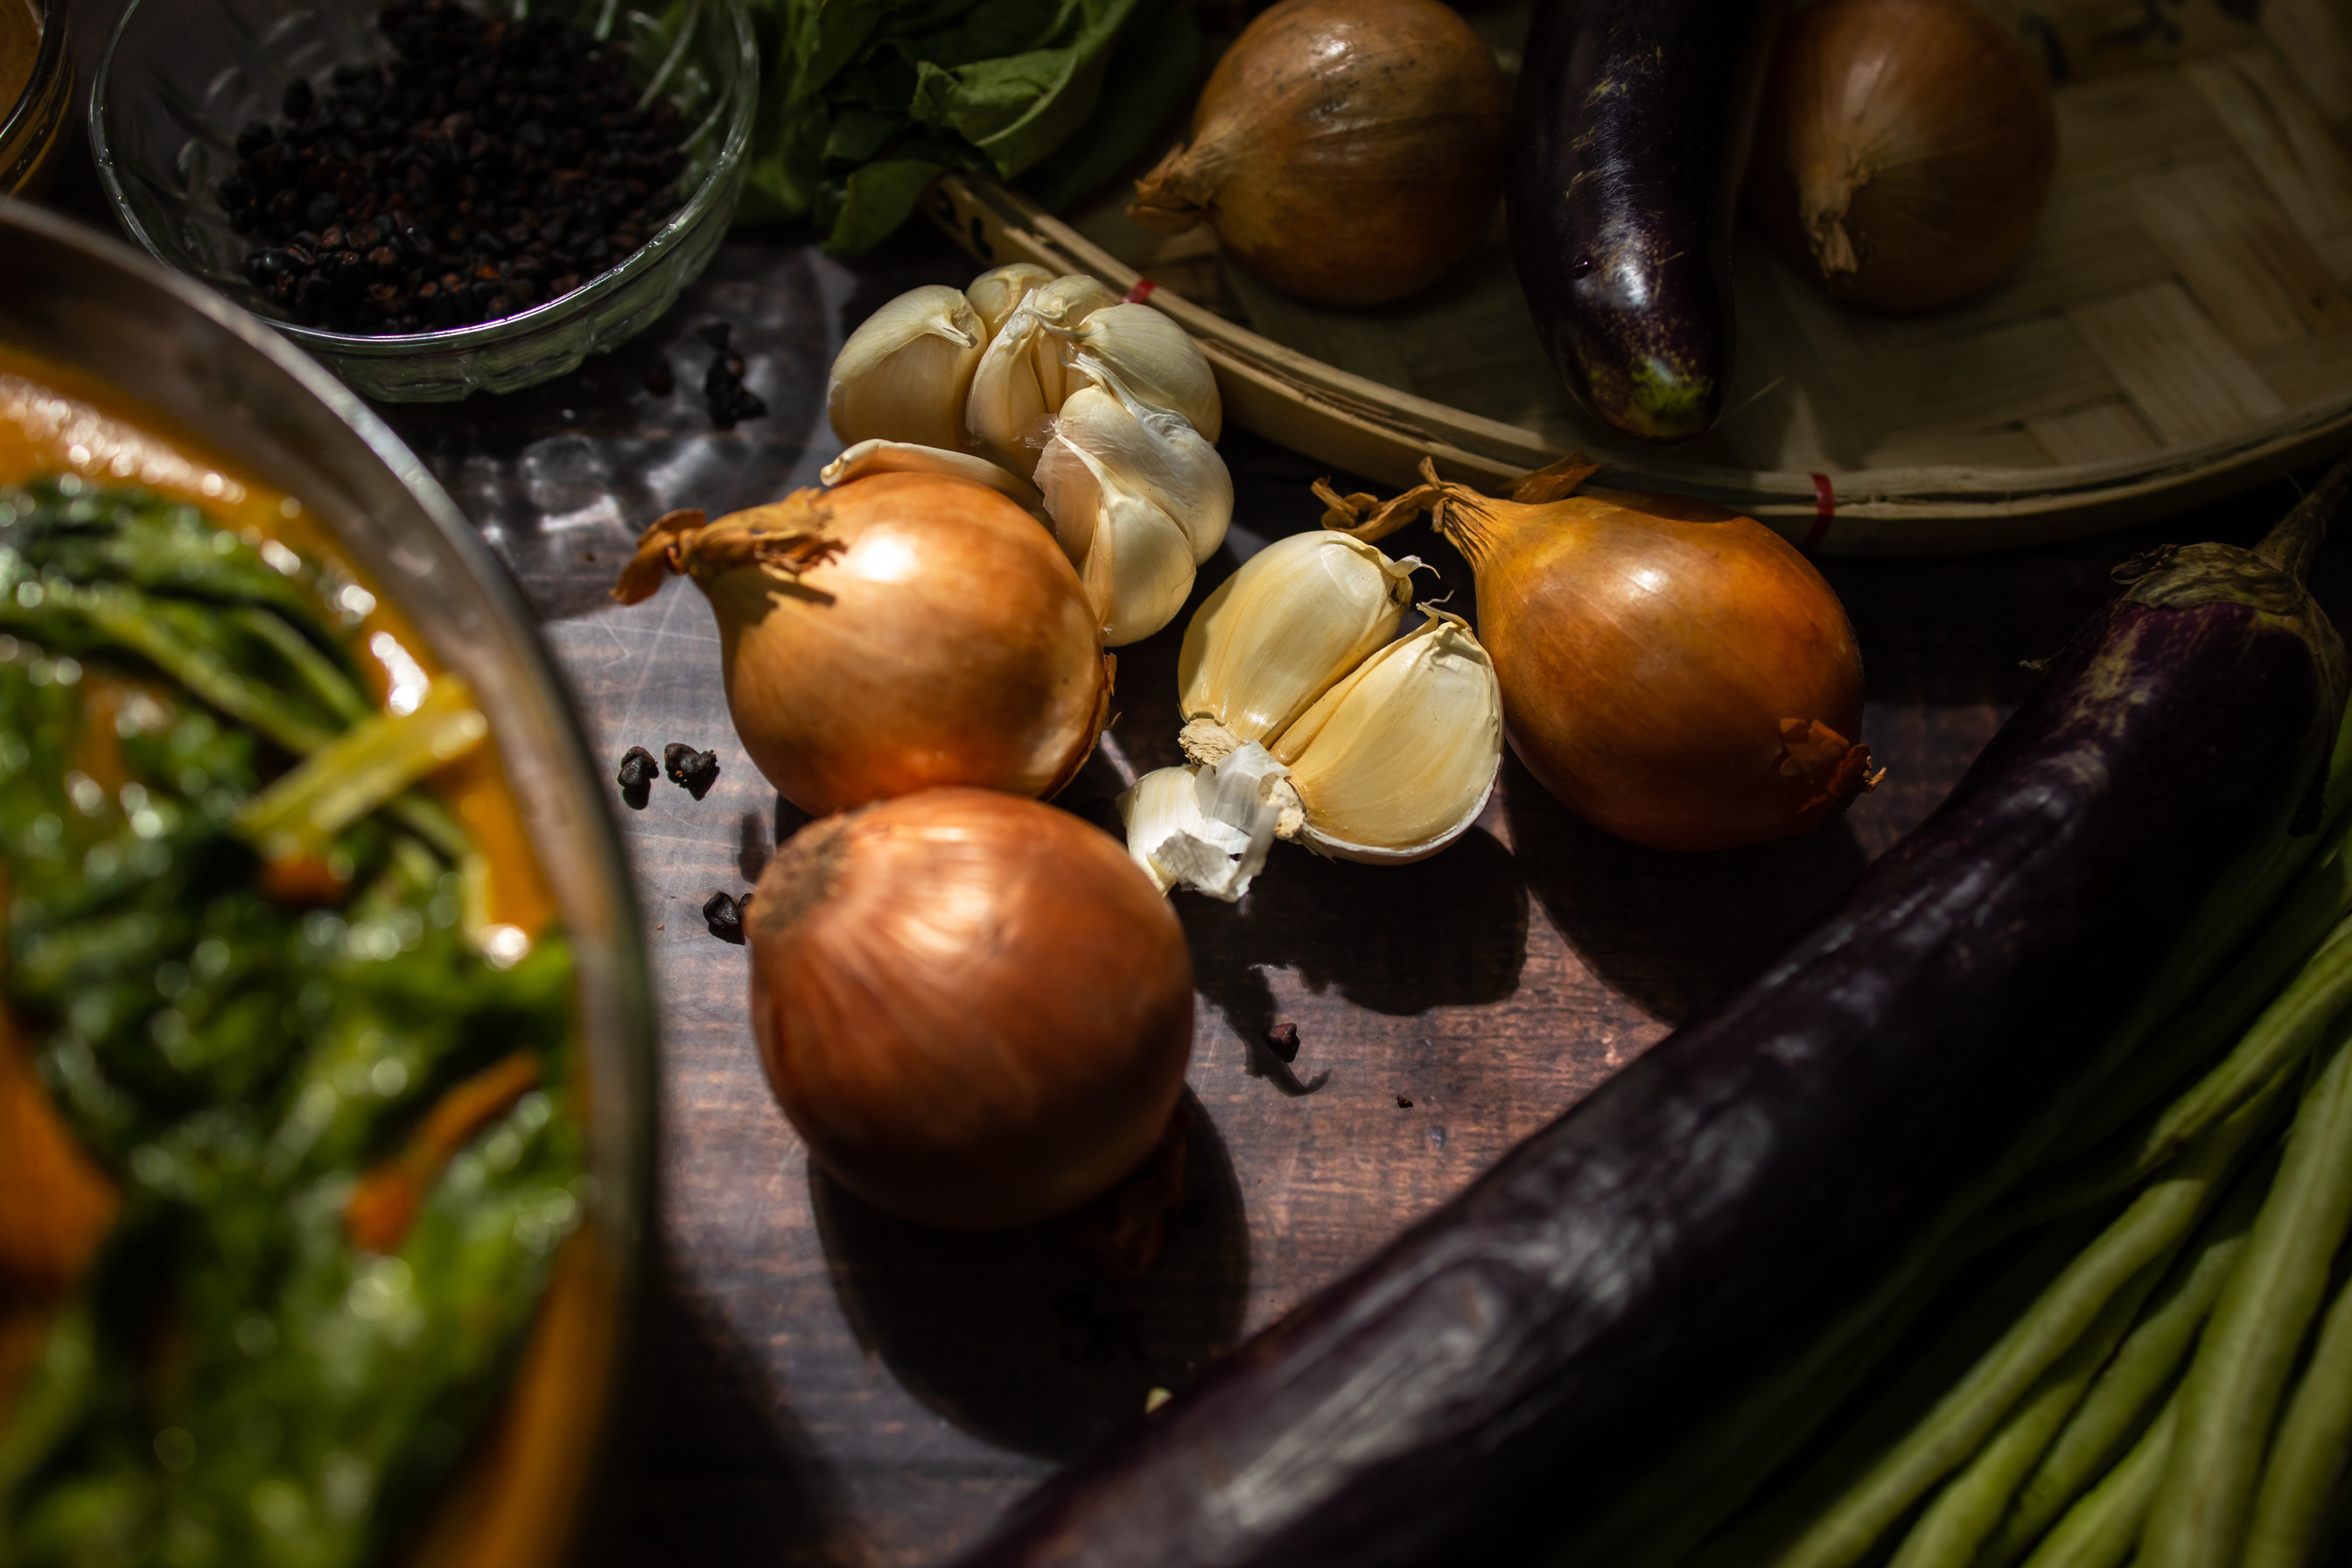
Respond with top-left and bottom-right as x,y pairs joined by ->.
1063,363 -> 1232,565
1273,610 -> 1502,863
1117,745 -> 1287,900
822,438 -> 1042,513
1036,423 -> 1198,647
1179,530 -> 1422,758
969,276 -> 1124,474
967,263 -> 1057,340
1053,303 -> 1223,441
828,285 -> 984,453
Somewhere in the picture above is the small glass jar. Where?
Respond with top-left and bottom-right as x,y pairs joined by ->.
0,0 -> 70,197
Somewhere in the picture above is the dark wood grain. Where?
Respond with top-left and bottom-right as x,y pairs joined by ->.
29,116 -> 2337,1560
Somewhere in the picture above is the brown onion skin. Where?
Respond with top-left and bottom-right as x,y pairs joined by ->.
748,790 -> 1195,1230
1745,0 -> 2056,312
699,473 -> 1108,816
1129,0 -> 1508,309
1458,491 -> 1868,851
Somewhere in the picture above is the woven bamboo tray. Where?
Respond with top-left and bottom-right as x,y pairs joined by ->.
928,0 -> 2352,555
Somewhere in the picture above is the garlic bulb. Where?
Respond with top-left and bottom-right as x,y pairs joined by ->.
827,285 -> 984,453
1179,529 -> 1422,757
1134,531 -> 1502,891
832,269 -> 1230,644
1269,609 -> 1501,862
966,262 -> 1057,339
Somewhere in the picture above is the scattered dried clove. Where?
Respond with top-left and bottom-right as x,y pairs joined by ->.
698,321 -> 767,429
702,890 -> 750,944
1396,1095 -> 1415,1109
616,745 -> 658,809
663,742 -> 720,800
1263,1021 -> 1301,1063
214,0 -> 689,334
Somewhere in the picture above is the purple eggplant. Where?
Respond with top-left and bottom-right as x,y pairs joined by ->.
1507,0 -> 1782,444
947,468 -> 2352,1568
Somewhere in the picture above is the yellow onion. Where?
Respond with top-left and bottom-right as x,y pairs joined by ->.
1746,0 -> 2057,312
1128,0 -> 1508,309
749,789 -> 1194,1229
1323,458 -> 1880,851
611,473 -> 1110,816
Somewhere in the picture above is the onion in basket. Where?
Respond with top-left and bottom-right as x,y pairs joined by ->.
748,789 -> 1195,1229
1127,0 -> 1509,309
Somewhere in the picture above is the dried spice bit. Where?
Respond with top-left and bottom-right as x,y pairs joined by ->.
700,321 -> 767,429
1396,1095 -> 1415,1109
702,890 -> 747,944
214,0 -> 691,333
1059,1099 -> 1193,1279
617,745 -> 658,809
1263,1021 -> 1301,1063
663,742 -> 720,799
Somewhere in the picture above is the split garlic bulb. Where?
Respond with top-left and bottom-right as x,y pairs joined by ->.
827,285 -> 984,454
1124,531 -> 1503,895
826,267 -> 1231,648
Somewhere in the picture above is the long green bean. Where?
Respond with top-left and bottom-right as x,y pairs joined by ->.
2142,1015 -> 2352,1568
2019,1393 -> 2180,1568
2243,1264 -> 2352,1568
1768,1079 -> 2285,1568
1980,1158 -> 2272,1566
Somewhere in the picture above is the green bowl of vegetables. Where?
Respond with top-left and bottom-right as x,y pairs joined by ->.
0,196 -> 654,1568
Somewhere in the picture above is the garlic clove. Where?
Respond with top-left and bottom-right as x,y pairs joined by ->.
1116,744 -> 1287,900
968,299 -> 1056,477
967,262 -> 1058,340
1053,378 -> 1232,567
1052,303 -> 1222,441
828,284 -> 985,454
822,439 -> 1044,513
1025,275 -> 1124,410
1036,424 -> 1199,647
1272,608 -> 1502,863
1177,529 -> 1422,759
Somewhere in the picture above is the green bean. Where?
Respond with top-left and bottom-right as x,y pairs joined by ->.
1883,1248 -> 2165,1568
1980,1158 -> 2272,1566
2142,1014 -> 2352,1568
2019,1391 -> 2180,1568
1768,1080 -> 2284,1568
2244,1264 -> 2352,1568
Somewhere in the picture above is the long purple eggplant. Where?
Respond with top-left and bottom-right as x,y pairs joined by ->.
948,469 -> 2352,1568
1508,0 -> 1781,444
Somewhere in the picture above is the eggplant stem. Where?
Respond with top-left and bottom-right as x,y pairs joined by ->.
2255,453 -> 2352,581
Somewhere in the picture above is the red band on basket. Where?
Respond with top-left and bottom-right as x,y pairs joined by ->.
1802,472 -> 1836,550
1122,278 -> 1158,304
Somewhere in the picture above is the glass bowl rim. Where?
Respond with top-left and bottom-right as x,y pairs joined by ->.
1,0 -> 73,156
86,0 -> 760,356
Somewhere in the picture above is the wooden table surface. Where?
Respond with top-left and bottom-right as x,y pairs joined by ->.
31,103 -> 2347,1563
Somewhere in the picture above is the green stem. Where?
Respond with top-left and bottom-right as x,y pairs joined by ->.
2019,1393 -> 2180,1568
233,605 -> 373,725
2243,1265 -> 2352,1568
1768,1082 -> 2285,1568
2141,1014 -> 2352,1568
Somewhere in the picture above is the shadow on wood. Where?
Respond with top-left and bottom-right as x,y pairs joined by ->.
809,1093 -> 1250,1460
1174,826 -> 1531,1076
1503,757 -> 1871,1026
594,1236 -> 862,1568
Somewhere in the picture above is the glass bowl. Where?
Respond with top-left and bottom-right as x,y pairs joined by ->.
1,0 -> 71,196
0,192 -> 657,1564
90,0 -> 756,402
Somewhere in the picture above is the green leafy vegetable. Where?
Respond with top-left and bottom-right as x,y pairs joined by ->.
0,476 -> 582,1568
738,0 -> 1203,254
